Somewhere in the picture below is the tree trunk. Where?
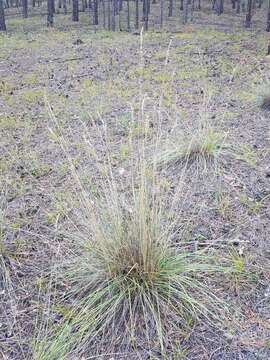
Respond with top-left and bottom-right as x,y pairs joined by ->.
267,0 -> 270,32
112,0 -> 116,30
180,0 -> 183,11
143,0 -> 149,30
127,0 -> 130,31
47,0 -> 54,26
63,0 -> 67,13
217,0 -> 223,15
102,0 -> 105,27
183,0 -> 188,23
160,0 -> 163,28
236,0 -> 240,13
93,0 -> 98,24
82,0 -> 85,12
245,0 -> 252,27
232,0 -> 235,9
135,0 -> 139,29
72,0 -> 79,20
0,0 -> 6,31
107,0 -> 110,29
168,0 -> 172,16
22,0 -> 28,18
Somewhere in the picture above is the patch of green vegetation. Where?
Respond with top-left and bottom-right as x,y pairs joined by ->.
234,145 -> 257,166
0,114 -> 18,130
216,192 -> 233,220
20,89 -> 44,104
158,127 -> 226,168
0,80 -> 13,98
22,72 -> 39,86
176,64 -> 207,81
239,194 -> 262,214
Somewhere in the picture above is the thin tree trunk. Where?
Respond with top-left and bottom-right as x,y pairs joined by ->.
160,0 -> 163,28
168,0 -> 172,16
191,0 -> 194,20
236,0 -> 240,13
107,0 -> 111,29
82,0 -> 85,11
143,0 -> 149,30
0,0 -> 6,31
72,0 -> 79,20
135,0 -> 139,29
112,0 -> 116,30
22,0 -> 28,17
245,0 -> 252,27
180,0 -> 183,11
102,0 -> 105,28
183,0 -> 188,23
267,0 -> 270,32
93,0 -> 98,24
217,0 -> 223,15
127,0 -> 130,30
47,0 -> 54,26
63,0 -> 67,13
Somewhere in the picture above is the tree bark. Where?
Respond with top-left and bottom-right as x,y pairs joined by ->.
107,0 -> 111,29
135,0 -> 139,29
72,0 -> 79,21
93,0 -> 98,24
267,0 -> 270,32
180,0 -> 183,11
127,0 -> 130,31
168,0 -> 172,16
245,0 -> 252,27
112,0 -> 116,30
160,0 -> 163,28
47,0 -> 54,26
236,0 -> 240,13
102,0 -> 105,27
183,0 -> 188,23
63,0 -> 67,13
0,0 -> 6,31
22,0 -> 28,18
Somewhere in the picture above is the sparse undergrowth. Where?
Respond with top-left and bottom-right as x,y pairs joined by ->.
1,11 -> 270,360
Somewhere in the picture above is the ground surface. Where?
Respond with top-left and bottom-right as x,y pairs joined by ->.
0,3 -> 270,360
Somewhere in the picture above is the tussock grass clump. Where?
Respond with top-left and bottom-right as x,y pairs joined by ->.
256,84 -> 270,110
158,127 -> 226,169
34,114 -> 231,358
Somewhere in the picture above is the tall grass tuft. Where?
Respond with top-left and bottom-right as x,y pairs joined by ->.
32,100 -> 232,359
157,126 -> 227,171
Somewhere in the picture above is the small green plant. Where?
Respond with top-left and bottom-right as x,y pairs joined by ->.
239,193 -> 262,214
158,127 -> 227,169
234,144 -> 257,166
256,84 -> 270,110
20,89 -> 44,104
0,115 -> 18,130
